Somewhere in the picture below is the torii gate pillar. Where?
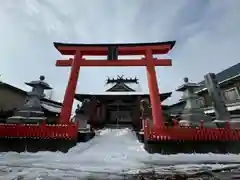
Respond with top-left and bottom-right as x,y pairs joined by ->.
54,41 -> 175,129
145,48 -> 163,129
59,51 -> 82,123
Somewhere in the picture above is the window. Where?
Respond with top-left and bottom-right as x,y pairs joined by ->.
224,87 -> 239,102
196,97 -> 205,107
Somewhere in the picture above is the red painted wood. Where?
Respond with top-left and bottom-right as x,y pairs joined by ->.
56,58 -> 172,67
56,60 -> 72,66
55,44 -> 173,56
59,51 -> 82,123
144,120 -> 240,141
145,49 -> 165,129
0,123 -> 78,139
55,42 -> 174,127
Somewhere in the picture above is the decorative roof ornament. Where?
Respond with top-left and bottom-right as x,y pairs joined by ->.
106,75 -> 139,84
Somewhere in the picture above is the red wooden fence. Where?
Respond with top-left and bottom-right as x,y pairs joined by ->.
0,122 -> 78,139
144,120 -> 240,141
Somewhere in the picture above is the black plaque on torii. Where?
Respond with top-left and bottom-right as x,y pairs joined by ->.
107,46 -> 118,60
106,75 -> 139,84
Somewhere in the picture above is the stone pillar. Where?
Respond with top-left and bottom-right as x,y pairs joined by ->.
204,73 -> 237,127
204,73 -> 230,121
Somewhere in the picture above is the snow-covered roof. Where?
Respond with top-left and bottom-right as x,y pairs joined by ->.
76,81 -> 172,102
78,91 -> 152,95
204,102 -> 240,114
75,92 -> 172,103
104,82 -> 142,92
41,102 -> 62,113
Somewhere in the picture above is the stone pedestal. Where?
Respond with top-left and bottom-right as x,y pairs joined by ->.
180,110 -> 215,127
176,77 -> 215,127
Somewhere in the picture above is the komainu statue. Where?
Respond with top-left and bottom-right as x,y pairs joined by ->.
140,99 -> 173,127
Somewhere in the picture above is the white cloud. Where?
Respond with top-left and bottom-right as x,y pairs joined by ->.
0,0 -> 239,106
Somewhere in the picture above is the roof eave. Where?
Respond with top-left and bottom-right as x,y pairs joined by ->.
195,73 -> 240,94
74,92 -> 172,102
53,41 -> 176,55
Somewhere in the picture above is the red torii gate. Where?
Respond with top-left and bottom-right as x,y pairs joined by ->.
54,41 -> 175,129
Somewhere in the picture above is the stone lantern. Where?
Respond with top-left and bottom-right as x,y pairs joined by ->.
7,76 -> 52,124
176,77 -> 215,127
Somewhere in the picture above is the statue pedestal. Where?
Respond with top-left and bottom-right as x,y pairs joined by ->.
75,104 -> 95,142
181,109 -> 215,127
214,115 -> 240,128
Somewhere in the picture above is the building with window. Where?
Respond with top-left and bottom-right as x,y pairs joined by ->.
74,76 -> 172,129
169,62 -> 240,117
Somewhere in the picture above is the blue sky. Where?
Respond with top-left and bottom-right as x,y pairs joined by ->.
0,0 -> 240,105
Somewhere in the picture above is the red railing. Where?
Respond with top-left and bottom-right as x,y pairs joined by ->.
144,120 -> 240,141
0,122 -> 78,139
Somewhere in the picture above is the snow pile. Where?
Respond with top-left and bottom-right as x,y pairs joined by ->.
0,128 -> 239,179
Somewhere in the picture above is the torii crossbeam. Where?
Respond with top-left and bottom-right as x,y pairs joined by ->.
54,41 -> 176,130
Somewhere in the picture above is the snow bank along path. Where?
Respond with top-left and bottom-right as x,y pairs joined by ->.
0,128 -> 239,179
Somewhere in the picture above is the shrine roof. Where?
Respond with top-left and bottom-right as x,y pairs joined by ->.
75,92 -> 172,102
53,41 -> 175,55
0,81 -> 27,95
105,82 -> 139,92
54,41 -> 175,47
201,62 -> 240,84
0,81 -> 62,107
196,62 -> 240,93
41,101 -> 61,113
176,82 -> 201,91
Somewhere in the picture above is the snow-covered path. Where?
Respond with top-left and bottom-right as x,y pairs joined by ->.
0,128 -> 239,179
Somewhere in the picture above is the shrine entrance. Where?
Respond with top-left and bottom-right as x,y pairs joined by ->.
54,41 -> 175,131
106,99 -> 133,127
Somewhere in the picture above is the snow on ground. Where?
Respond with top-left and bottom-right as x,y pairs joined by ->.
0,128 -> 239,179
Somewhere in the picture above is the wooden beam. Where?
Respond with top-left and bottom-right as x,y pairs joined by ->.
56,60 -> 73,66
56,58 -> 172,67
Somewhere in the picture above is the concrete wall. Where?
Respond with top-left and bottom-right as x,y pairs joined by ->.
0,87 -> 60,123
0,88 -> 26,111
